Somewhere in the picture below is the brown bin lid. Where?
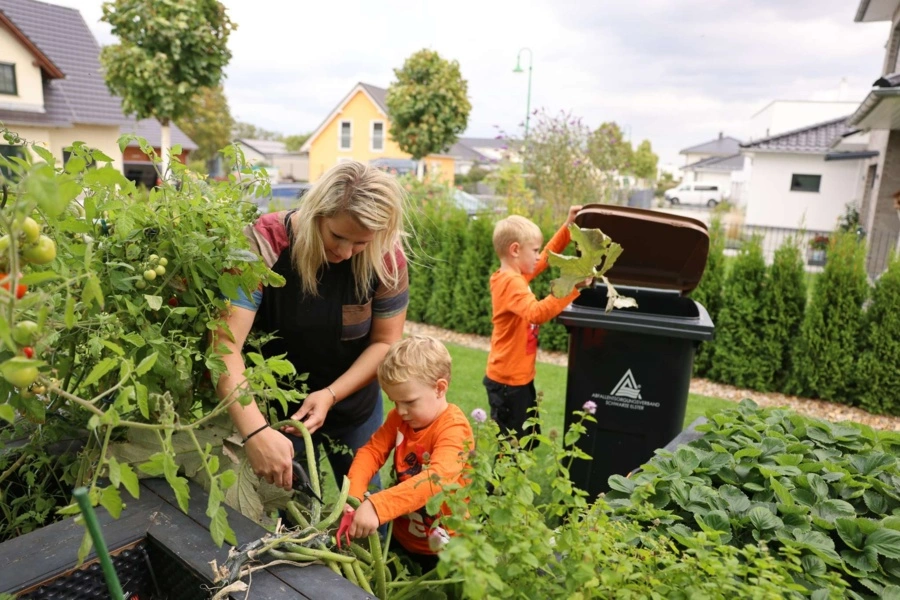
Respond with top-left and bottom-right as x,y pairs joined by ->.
574,204 -> 709,294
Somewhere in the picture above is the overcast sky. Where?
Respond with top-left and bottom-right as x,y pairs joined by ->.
52,0 -> 890,166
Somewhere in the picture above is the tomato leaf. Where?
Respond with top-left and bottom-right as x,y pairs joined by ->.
83,357 -> 119,388
135,352 -> 158,376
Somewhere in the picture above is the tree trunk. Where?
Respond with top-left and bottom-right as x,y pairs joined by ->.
416,159 -> 425,181
160,121 -> 171,184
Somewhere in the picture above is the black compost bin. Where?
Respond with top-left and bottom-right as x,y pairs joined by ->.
559,205 -> 715,497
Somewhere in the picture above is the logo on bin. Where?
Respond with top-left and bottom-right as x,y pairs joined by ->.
610,369 -> 642,399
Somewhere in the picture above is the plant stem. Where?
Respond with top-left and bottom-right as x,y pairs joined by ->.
73,487 -> 124,600
0,452 -> 27,486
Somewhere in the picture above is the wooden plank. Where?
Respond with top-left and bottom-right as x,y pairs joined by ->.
268,563 -> 376,600
0,488 -> 164,594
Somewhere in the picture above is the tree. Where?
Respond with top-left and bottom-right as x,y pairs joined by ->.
386,49 -> 471,179
282,134 -> 311,152
690,217 -> 726,377
855,254 -> 900,415
588,122 -> 632,174
101,0 -> 235,177
655,171 -> 680,198
759,240 -> 807,390
175,85 -> 234,164
630,140 -> 659,182
232,121 -> 281,141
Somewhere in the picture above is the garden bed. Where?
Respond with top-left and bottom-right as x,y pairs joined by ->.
0,478 -> 369,599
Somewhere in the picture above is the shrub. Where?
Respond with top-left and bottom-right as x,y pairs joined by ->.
423,209 -> 467,328
855,254 -> 900,415
691,217 -> 726,377
759,239 -> 807,390
787,233 -> 868,402
709,236 -> 769,389
451,215 -> 497,336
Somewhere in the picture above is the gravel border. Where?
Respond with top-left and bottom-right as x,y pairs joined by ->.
404,321 -> 900,432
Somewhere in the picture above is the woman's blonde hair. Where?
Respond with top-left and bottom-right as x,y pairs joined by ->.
291,161 -> 407,297
378,335 -> 452,387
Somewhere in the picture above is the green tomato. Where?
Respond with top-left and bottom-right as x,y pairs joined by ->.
19,217 -> 40,244
11,320 -> 39,346
155,265 -> 166,276
0,235 -> 10,255
22,235 -> 57,265
0,358 -> 39,389
143,269 -> 157,281
158,257 -> 168,267
149,254 -> 159,264
135,279 -> 147,290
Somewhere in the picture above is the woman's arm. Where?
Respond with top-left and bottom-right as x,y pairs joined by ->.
287,309 -> 407,434
214,305 -> 296,490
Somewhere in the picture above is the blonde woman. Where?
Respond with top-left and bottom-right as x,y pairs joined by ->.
216,161 -> 408,492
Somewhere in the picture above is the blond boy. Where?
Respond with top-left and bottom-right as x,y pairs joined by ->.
484,206 -> 586,436
345,335 -> 473,571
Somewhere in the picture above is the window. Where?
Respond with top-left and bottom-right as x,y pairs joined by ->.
371,121 -> 384,151
339,120 -> 352,150
0,145 -> 26,179
790,174 -> 821,193
0,64 -> 16,95
695,185 -> 718,191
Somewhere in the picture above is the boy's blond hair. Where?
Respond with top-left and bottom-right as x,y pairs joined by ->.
492,215 -> 542,258
378,335 -> 452,387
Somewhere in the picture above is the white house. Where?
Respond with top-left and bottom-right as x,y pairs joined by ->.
234,138 -> 308,183
748,99 -> 863,141
848,0 -> 900,275
740,116 -> 874,231
447,137 -> 520,175
678,133 -> 744,199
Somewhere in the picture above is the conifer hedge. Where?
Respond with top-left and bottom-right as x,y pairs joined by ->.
690,218 -> 726,377
855,254 -> 900,415
759,240 -> 807,390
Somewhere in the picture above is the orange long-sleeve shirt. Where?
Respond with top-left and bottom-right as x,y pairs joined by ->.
347,403 -> 473,555
486,224 -> 580,386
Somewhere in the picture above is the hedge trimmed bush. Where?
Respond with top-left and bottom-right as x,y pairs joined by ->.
787,233 -> 868,402
855,254 -> 900,415
451,215 -> 497,336
423,209 -> 468,329
759,239 -> 807,390
690,217 -> 726,377
709,236 -> 769,389
406,203 -> 445,322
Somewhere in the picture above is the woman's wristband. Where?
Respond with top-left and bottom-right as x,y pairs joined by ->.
325,386 -> 338,406
243,423 -> 269,443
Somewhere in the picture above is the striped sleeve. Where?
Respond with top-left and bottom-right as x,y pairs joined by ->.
373,246 -> 409,319
228,211 -> 293,309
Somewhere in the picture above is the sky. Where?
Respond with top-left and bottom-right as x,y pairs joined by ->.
51,0 -> 891,166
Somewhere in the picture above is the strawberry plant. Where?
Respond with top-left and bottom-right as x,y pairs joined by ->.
606,399 -> 900,599
0,132 -> 300,557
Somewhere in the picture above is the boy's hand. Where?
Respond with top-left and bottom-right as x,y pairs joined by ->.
565,205 -> 583,227
349,499 -> 380,539
575,277 -> 593,290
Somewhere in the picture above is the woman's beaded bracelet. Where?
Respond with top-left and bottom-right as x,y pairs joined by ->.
243,423 -> 269,443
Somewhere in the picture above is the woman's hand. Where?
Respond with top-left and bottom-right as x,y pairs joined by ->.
245,427 -> 295,491
348,499 -> 380,539
285,388 -> 335,435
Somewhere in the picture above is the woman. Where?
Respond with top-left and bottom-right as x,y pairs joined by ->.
215,161 -> 408,491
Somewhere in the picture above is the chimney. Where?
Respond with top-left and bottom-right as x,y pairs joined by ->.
718,131 -> 723,140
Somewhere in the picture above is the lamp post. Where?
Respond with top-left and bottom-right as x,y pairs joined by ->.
513,48 -> 533,139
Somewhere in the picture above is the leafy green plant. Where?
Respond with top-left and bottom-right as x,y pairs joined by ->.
709,236 -> 769,389
0,134 -> 297,554
855,254 -> 900,415
451,215 -> 497,336
760,239 -> 808,390
423,210 -> 467,329
607,399 -> 900,599
690,216 -> 726,377
788,233 -> 868,402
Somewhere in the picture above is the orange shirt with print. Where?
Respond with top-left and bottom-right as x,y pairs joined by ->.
486,224 -> 579,386
347,403 -> 473,555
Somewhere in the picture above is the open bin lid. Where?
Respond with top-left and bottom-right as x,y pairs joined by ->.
575,204 -> 709,294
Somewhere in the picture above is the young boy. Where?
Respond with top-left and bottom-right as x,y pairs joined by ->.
344,335 -> 474,571
483,206 -> 587,436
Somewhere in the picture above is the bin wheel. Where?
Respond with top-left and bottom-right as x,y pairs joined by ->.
707,199 -> 718,208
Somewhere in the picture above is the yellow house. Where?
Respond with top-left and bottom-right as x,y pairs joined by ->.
300,82 -> 455,185
0,0 -> 195,185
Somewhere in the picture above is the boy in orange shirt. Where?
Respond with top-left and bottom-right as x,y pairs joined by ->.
484,206 -> 587,436
344,335 -> 473,572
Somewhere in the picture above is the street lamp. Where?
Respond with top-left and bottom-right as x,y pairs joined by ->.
513,47 -> 533,139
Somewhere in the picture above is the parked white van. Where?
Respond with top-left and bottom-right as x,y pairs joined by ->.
664,183 -> 723,207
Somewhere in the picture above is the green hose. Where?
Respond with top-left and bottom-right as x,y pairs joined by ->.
73,487 -> 124,600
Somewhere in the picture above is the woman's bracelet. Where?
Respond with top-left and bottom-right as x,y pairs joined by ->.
243,423 -> 269,443
325,386 -> 338,406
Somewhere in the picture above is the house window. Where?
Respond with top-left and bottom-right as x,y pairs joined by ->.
339,120 -> 352,150
0,64 -> 16,95
0,145 -> 25,179
790,174 -> 821,193
371,121 -> 384,151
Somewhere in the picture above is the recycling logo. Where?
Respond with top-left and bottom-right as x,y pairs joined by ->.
610,369 -> 642,399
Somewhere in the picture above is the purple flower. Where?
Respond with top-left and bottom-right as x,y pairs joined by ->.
471,408 -> 487,423
582,400 -> 597,415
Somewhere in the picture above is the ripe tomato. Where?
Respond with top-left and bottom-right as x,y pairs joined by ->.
0,274 -> 27,299
22,346 -> 34,359
168,297 -> 179,307
22,235 -> 57,265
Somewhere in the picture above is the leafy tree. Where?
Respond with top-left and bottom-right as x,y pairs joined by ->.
856,254 -> 900,415
787,233 -> 868,402
487,162 -> 539,221
709,236 -> 769,389
656,171 -> 680,198
690,217 -> 726,377
282,133 -> 311,152
630,139 -> 659,182
175,85 -> 234,164
588,122 -> 632,174
386,49 -> 471,179
101,0 -> 235,177
232,121 -> 281,141
759,240 -> 807,390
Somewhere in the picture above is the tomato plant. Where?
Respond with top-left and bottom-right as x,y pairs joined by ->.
0,134 -> 300,554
